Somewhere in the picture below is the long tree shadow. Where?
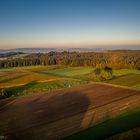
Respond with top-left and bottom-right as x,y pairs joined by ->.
0,74 -> 26,83
0,90 -> 90,140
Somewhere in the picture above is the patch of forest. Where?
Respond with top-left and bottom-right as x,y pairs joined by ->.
0,51 -> 140,69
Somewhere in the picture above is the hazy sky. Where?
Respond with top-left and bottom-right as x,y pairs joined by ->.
0,0 -> 140,49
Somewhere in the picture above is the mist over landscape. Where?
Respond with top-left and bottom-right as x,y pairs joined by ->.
0,0 -> 140,140
1,45 -> 140,54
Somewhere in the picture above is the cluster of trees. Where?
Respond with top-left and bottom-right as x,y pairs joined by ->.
0,51 -> 140,69
91,66 -> 113,81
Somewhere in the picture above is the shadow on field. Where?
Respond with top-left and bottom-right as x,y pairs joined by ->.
1,81 -> 38,99
0,74 -> 26,83
0,91 -> 90,140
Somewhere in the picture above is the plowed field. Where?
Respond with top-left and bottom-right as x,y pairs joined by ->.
0,84 -> 140,140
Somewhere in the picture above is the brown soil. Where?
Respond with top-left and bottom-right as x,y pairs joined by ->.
0,83 -> 140,140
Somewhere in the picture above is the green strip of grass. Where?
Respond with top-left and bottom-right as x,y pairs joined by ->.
0,78 -> 89,99
65,106 -> 140,140
105,74 -> 140,88
113,69 -> 140,76
39,67 -> 94,77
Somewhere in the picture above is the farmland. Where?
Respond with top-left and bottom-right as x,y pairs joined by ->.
0,65 -> 140,139
38,66 -> 140,89
105,74 -> 140,89
68,68 -> 140,89
0,70 -> 62,88
0,66 -> 91,98
1,65 -> 140,98
39,66 -> 94,77
0,83 -> 140,140
1,0 -> 140,138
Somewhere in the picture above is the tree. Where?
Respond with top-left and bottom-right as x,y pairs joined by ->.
92,67 -> 113,81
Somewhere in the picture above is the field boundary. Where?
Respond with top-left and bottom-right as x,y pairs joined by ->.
93,82 -> 140,91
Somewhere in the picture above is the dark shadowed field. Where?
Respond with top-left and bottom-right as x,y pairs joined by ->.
0,83 -> 140,140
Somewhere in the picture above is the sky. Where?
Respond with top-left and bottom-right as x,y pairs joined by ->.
0,0 -> 140,49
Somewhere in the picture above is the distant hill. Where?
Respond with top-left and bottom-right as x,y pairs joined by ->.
0,48 -> 104,54
0,46 -> 140,54
0,52 -> 24,58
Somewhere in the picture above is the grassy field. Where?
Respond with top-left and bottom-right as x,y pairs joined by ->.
0,65 -> 61,72
39,66 -> 94,77
104,69 -> 140,89
113,69 -> 140,76
2,79 -> 88,98
1,66 -> 140,99
100,69 -> 140,90
0,70 -> 62,88
65,106 -> 140,140
0,66 -> 91,98
105,74 -> 140,89
69,68 -> 140,89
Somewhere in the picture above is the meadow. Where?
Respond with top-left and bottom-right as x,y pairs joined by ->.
0,71 -> 62,88
105,74 -> 140,89
38,67 -> 140,89
1,65 -> 140,99
99,69 -> 140,90
0,66 -> 91,98
38,66 -> 94,77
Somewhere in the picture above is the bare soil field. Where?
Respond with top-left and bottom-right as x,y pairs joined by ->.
0,84 -> 140,140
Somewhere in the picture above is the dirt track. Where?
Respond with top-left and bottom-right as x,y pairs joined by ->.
0,83 -> 140,140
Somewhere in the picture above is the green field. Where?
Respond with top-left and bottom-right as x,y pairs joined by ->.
0,79 -> 88,99
39,66 -> 94,77
0,66 -> 91,99
105,74 -> 140,89
65,106 -> 140,140
1,66 -> 140,99
105,69 -> 140,89
113,69 -> 140,76
69,68 -> 140,89
0,68 -> 62,88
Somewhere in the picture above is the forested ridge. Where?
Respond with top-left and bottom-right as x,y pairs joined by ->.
0,51 -> 140,69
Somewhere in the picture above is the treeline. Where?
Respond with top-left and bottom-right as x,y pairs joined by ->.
0,51 -> 140,69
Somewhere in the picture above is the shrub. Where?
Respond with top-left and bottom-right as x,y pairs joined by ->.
99,70 -> 113,81
0,88 -> 10,99
92,66 -> 113,81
